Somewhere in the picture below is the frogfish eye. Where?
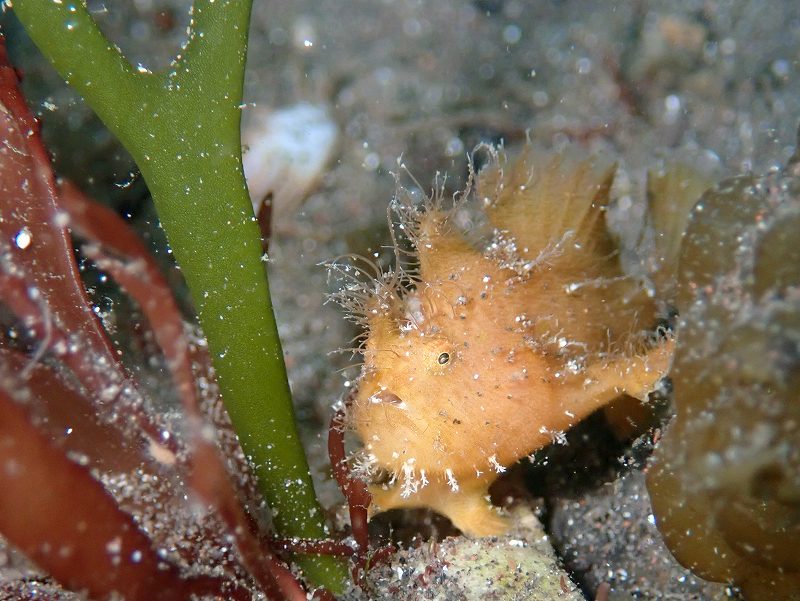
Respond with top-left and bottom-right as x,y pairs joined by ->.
437,352 -> 450,365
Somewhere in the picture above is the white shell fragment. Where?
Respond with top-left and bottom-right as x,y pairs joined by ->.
242,102 -> 338,225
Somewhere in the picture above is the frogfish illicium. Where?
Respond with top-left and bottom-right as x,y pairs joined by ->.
330,145 -> 707,536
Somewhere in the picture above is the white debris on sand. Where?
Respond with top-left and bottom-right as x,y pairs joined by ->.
342,506 -> 586,601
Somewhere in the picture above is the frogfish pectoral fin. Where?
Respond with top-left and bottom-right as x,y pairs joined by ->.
576,338 -> 675,409
608,336 -> 675,401
369,478 -> 509,537
565,337 -> 675,421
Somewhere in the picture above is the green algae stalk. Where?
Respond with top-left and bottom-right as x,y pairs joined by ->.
11,0 -> 347,590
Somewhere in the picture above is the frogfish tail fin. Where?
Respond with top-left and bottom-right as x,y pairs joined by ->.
645,164 -> 712,300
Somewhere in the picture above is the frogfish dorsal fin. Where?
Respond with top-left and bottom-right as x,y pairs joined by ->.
478,150 -> 619,276
414,207 -> 495,288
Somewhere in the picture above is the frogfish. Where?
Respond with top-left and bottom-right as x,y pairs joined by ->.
331,145 -> 707,536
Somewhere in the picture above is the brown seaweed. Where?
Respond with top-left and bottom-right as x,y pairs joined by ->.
648,135 -> 800,600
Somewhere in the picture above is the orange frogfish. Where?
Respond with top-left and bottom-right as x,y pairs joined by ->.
332,146 -> 707,536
